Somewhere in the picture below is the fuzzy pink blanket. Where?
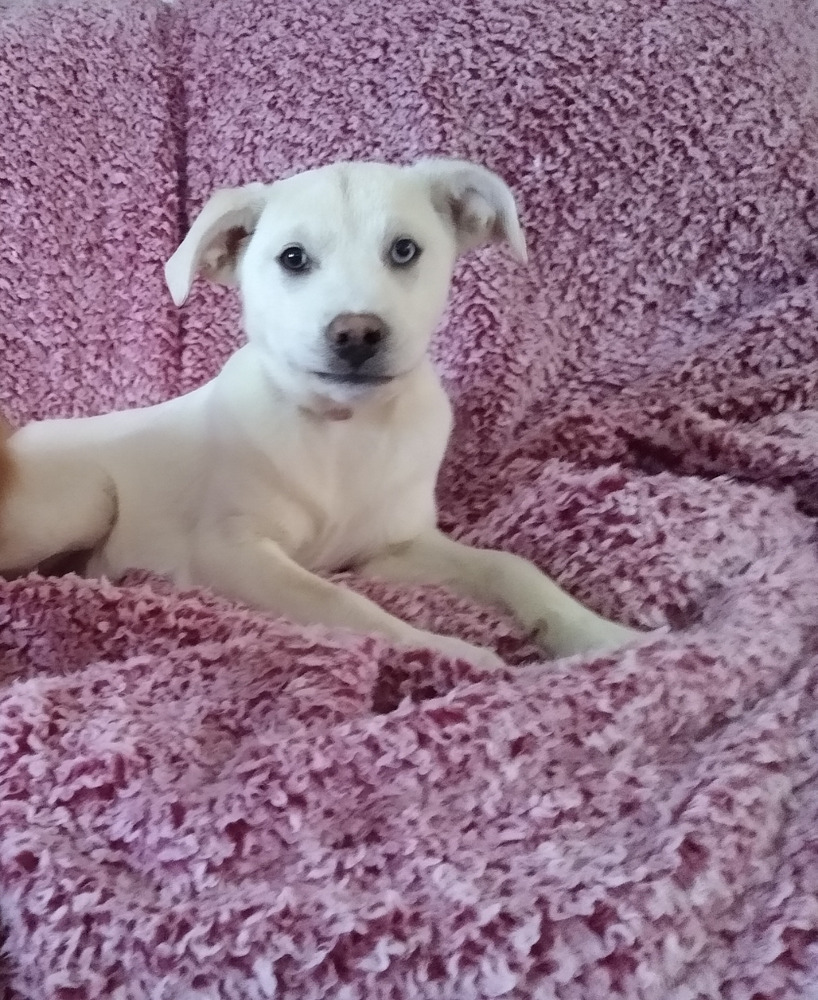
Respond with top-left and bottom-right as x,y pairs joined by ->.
1,0 -> 818,996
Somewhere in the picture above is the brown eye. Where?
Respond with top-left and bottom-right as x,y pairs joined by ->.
390,237 -> 421,266
278,245 -> 311,273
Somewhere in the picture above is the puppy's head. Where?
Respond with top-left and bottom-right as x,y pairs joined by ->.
165,159 -> 526,405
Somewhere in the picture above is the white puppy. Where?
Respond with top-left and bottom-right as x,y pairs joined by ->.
0,159 -> 641,669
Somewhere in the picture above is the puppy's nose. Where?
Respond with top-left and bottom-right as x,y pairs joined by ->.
325,313 -> 388,368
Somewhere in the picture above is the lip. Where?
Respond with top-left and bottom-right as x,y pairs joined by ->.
311,371 -> 395,386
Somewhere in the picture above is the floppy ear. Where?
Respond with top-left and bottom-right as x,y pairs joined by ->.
410,158 -> 527,262
164,183 -> 269,306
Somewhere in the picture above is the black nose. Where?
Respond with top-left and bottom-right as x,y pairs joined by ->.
325,313 -> 388,369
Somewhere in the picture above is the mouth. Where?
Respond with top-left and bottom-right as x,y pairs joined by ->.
310,371 -> 396,386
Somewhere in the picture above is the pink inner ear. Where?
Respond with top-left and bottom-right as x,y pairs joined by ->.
204,224 -> 252,277
489,213 -> 509,243
220,225 -> 251,267
448,189 -> 489,241
224,225 -> 249,257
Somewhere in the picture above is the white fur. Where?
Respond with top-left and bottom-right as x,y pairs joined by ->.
0,159 -> 642,669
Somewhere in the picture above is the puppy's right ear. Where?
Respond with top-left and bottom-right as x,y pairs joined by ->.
164,183 -> 269,306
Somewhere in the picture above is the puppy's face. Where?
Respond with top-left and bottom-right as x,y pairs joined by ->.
239,164 -> 458,402
165,158 -> 526,407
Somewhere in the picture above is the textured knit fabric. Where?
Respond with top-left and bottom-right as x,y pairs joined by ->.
1,0 -> 817,995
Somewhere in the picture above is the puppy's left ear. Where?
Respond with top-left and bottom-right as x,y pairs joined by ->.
410,158 -> 527,263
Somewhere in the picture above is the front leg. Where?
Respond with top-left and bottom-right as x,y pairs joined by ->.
358,530 -> 644,658
193,526 -> 504,671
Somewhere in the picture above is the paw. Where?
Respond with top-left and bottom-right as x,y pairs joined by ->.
542,618 -> 648,659
429,635 -> 506,672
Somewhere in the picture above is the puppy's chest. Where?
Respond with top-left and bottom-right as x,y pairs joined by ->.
245,417 -> 442,571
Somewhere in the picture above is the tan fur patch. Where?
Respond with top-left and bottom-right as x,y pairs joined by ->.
0,414 -> 16,509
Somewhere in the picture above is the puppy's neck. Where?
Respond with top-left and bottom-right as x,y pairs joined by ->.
217,346 -> 439,435
248,349 -> 411,422
297,381 -> 404,422
298,397 -> 355,422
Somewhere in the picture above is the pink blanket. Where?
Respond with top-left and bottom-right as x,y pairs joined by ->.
1,0 -> 818,995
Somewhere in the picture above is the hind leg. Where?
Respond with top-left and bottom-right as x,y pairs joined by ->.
0,449 -> 116,574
